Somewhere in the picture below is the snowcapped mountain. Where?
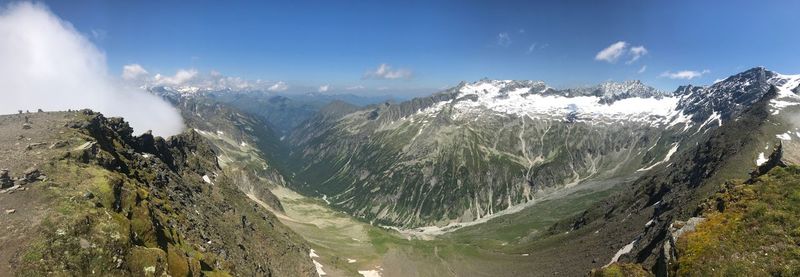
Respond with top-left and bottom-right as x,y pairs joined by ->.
443,79 -> 681,125
677,67 -> 800,122
282,67 -> 800,228
557,80 -> 672,103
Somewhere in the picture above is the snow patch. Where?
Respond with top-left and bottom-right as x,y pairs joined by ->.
312,260 -> 326,276
756,152 -> 768,166
309,249 -> 326,276
777,132 -> 793,141
638,143 -> 679,172
768,73 -> 800,114
358,269 -> 382,277
201,175 -> 213,184
606,240 -> 637,267
667,111 -> 693,131
347,258 -> 357,263
697,111 -> 722,131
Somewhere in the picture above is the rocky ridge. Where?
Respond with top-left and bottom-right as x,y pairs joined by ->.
0,110 -> 315,276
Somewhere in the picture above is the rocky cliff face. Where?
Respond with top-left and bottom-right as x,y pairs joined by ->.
0,110 -> 315,276
175,96 -> 292,213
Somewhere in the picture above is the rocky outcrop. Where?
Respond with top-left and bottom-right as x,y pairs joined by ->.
750,141 -> 785,179
661,217 -> 706,269
6,110 -> 316,276
0,169 -> 11,189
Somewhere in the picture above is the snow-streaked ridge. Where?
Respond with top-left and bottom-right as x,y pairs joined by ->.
447,79 -> 681,124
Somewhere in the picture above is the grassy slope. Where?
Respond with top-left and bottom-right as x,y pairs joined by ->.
674,165 -> 800,276
446,182 -> 623,252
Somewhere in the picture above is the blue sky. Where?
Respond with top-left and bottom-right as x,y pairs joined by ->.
31,0 -> 800,95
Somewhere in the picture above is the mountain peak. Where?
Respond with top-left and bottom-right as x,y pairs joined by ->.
557,80 -> 668,103
676,67 -> 800,122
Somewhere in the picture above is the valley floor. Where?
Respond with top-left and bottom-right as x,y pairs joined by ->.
259,178 -> 626,277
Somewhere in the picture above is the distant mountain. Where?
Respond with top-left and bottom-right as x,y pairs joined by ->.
149,85 -> 398,133
556,80 -> 672,103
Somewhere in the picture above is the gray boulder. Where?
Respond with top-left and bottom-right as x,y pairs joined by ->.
0,169 -> 12,189
23,167 -> 40,182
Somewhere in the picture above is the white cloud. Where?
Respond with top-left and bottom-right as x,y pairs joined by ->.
346,85 -> 365,90
526,43 -> 537,54
122,64 -> 149,80
268,81 -> 288,92
363,63 -> 412,80
627,46 -> 648,64
518,29 -> 525,34
525,43 -> 547,54
318,84 -> 330,92
0,2 -> 183,136
154,69 -> 198,86
595,41 -> 628,63
596,41 -> 649,64
90,28 -> 106,41
496,32 -> 512,47
638,65 -> 647,74
659,69 -> 710,80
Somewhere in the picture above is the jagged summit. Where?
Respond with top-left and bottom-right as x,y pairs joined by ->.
456,78 -> 667,104
677,67 -> 800,121
560,80 -> 669,103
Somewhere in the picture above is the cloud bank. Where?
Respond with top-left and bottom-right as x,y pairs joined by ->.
268,81 -> 289,92
122,64 -> 149,80
125,65 -> 288,92
154,69 -> 198,86
0,2 -> 184,136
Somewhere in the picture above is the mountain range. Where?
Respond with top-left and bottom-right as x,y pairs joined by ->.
2,67 -> 799,276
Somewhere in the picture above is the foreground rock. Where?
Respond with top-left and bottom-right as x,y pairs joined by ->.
0,110 -> 316,276
0,169 -> 12,188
